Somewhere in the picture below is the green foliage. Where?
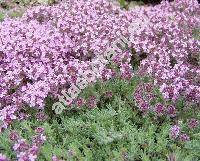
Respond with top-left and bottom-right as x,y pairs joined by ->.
12,0 -> 56,6
0,129 -> 15,159
0,0 -> 57,21
0,1 -> 199,160
8,10 -> 24,18
13,0 -> 31,6
118,0 -> 145,9
1,77 -> 199,161
0,12 -> 5,21
119,0 -> 126,8
192,27 -> 200,40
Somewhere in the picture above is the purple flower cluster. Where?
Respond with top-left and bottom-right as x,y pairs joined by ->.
169,125 -> 190,142
187,118 -> 199,129
86,96 -> 97,109
133,83 -> 155,112
9,128 -> 46,161
0,153 -> 9,161
21,0 -> 131,56
0,0 -> 199,131
52,155 -> 65,161
0,0 -> 132,126
170,125 -> 181,139
133,82 -> 178,117
179,133 -> 190,142
128,0 -> 200,103
0,105 -> 17,129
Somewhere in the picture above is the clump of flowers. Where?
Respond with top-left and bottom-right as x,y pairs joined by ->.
0,0 -> 132,127
0,153 -> 9,161
74,97 -> 85,108
86,96 -> 97,109
9,127 -> 46,161
0,0 -> 199,147
0,105 -> 17,130
170,125 -> 181,139
154,103 -> 165,116
187,118 -> 199,129
128,0 -> 200,104
179,133 -> 190,142
133,82 -> 156,113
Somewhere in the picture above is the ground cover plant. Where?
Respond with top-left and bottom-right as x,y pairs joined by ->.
0,0 -> 199,160
1,76 -> 200,160
0,0 -> 59,21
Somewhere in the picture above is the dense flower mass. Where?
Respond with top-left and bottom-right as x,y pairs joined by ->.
0,0 -> 133,125
128,0 -> 200,103
0,0 -> 199,139
0,0 -> 134,127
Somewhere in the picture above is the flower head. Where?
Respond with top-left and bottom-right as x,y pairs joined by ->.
170,125 -> 181,139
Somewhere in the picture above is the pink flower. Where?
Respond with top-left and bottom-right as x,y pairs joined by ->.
120,63 -> 133,80
35,112 -> 48,121
75,98 -> 85,108
166,105 -> 176,117
0,153 -> 9,161
0,106 -> 17,129
28,145 -> 39,156
9,131 -> 19,141
179,133 -> 190,142
170,125 -> 181,139
35,127 -> 45,134
139,102 -> 150,112
154,103 -> 165,115
188,119 -> 199,129
32,134 -> 46,145
13,139 -> 29,152
86,96 -> 97,109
